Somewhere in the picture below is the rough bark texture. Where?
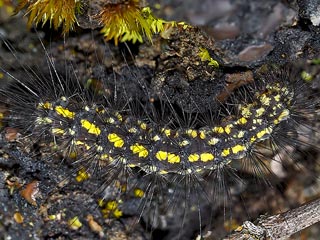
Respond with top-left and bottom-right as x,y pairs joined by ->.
225,198 -> 320,240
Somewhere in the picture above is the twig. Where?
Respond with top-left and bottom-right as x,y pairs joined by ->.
224,198 -> 320,240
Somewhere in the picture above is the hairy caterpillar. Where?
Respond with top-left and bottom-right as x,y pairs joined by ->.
1,20 -> 320,240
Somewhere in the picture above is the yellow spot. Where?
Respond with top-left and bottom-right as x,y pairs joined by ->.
98,199 -> 105,207
95,145 -> 103,152
256,127 -> 273,140
241,106 -> 252,118
108,133 -> 124,148
75,140 -> 84,145
277,109 -> 289,122
253,118 -> 263,124
162,128 -> 171,137
51,128 -> 64,135
100,154 -> 113,162
37,101 -> 52,110
274,94 -> 281,102
200,153 -> 214,162
159,170 -> 168,174
76,168 -> 90,182
96,107 -> 105,114
130,143 -> 149,158
107,117 -> 115,124
119,156 -> 127,163
237,117 -> 247,125
148,166 -> 158,172
106,201 -> 118,210
255,108 -> 265,117
113,208 -> 123,218
55,106 -> 75,119
256,130 -> 267,139
115,112 -> 123,121
48,215 -> 56,220
155,151 -> 180,163
188,153 -> 199,162
156,151 -> 168,161
152,135 -> 161,141
224,124 -> 233,134
301,70 -> 313,81
81,119 -> 101,135
127,163 -> 137,168
68,128 -> 76,135
234,130 -> 245,138
128,127 -> 138,133
208,138 -> 219,145
68,150 -> 77,159
231,145 -> 245,154
186,129 -> 197,138
198,47 -> 219,67
84,105 -> 90,111
250,136 -> 256,143
140,122 -> 147,130
35,117 -> 53,125
199,130 -> 207,139
259,94 -> 271,106
134,188 -> 144,198
103,201 -> 123,218
167,153 -> 181,164
179,140 -> 190,146
213,127 -> 224,133
68,216 -> 82,230
222,148 -> 230,157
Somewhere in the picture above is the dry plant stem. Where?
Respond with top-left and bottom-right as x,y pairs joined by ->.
225,198 -> 320,240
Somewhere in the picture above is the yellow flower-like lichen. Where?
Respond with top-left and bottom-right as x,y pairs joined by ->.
15,0 -> 81,34
98,0 -> 151,45
15,0 -> 189,44
98,1 -> 182,45
198,47 -> 219,68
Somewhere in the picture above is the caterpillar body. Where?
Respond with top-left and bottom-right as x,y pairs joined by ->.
2,75 -> 294,177
0,28 -> 319,240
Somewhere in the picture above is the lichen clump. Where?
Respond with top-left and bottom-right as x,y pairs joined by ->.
15,0 -> 81,34
97,0 -> 178,45
15,0 -> 185,44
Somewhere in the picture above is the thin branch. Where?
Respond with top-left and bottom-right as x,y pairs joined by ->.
224,198 -> 320,240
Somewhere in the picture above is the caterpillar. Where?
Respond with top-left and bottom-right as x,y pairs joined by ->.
1,11 -> 320,240
1,70 -> 296,176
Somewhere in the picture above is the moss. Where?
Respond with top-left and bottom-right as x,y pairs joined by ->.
15,0 -> 81,34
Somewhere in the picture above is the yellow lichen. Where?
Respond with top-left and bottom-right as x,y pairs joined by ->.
301,70 -> 313,81
98,0 -> 151,45
75,168 -> 90,182
0,0 -> 15,14
68,216 -> 82,230
98,1 -> 181,45
198,47 -> 219,68
99,199 -> 123,219
15,0 -> 187,44
15,0 -> 81,34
